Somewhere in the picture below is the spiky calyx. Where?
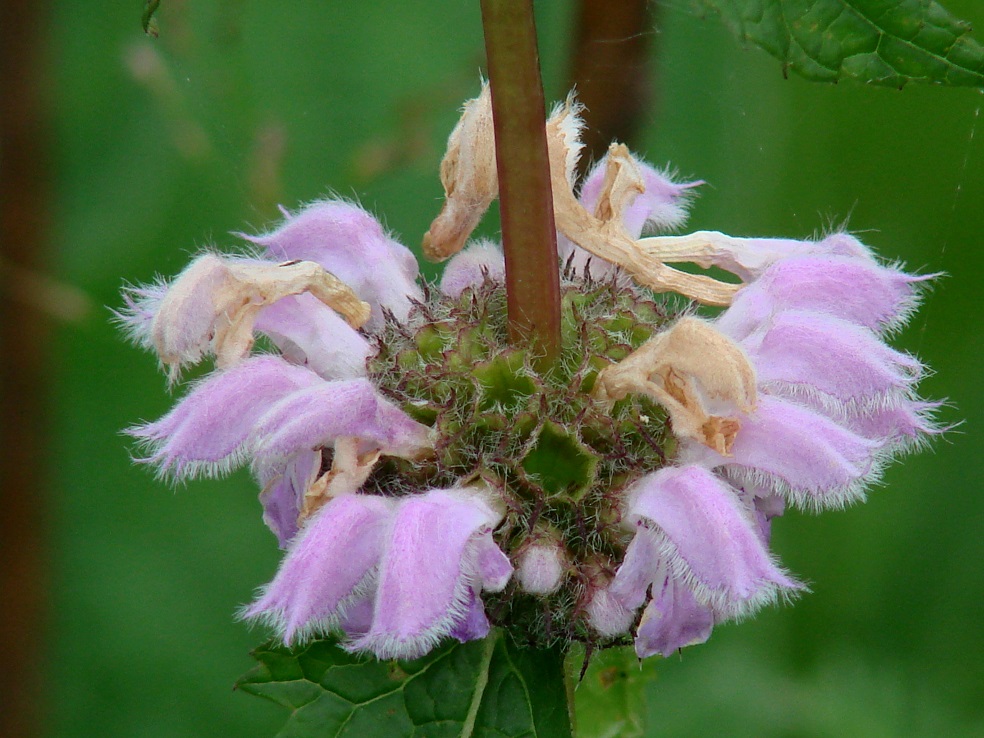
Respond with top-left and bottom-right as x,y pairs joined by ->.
360,268 -> 682,648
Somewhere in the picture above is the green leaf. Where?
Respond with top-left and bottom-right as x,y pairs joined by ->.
567,646 -> 658,738
237,631 -> 573,738
700,0 -> 984,86
141,0 -> 161,38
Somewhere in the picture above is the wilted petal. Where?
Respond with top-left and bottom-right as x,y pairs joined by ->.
635,577 -> 714,659
560,154 -> 699,278
128,356 -> 322,479
242,493 -> 394,644
423,84 -> 498,261
116,280 -> 169,351
253,293 -> 372,380
140,253 -> 370,377
627,466 -> 799,615
251,379 -> 432,461
349,489 -> 508,659
439,239 -> 505,298
687,396 -> 883,510
743,311 -> 922,407
242,200 -> 423,327
256,449 -> 320,548
595,317 -> 756,454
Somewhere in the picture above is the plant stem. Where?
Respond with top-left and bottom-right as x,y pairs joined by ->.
481,0 -> 562,370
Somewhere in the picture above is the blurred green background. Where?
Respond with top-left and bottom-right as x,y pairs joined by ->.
35,0 -> 984,735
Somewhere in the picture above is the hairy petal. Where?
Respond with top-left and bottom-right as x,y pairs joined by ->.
349,489 -> 508,660
127,356 -> 322,479
627,465 -> 799,616
242,493 -> 394,644
635,577 -> 715,659
251,379 -> 432,461
725,255 -> 927,335
742,311 -> 923,408
438,239 -> 506,298
687,396 -> 883,510
253,293 -> 372,380
242,200 -> 422,327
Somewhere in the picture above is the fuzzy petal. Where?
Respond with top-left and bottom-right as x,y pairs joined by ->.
635,577 -> 714,659
439,239 -> 505,298
687,396 -> 883,510
627,466 -> 799,615
733,256 -> 926,334
579,157 -> 698,238
349,490 -> 507,659
242,493 -> 394,644
256,450 -> 320,548
449,590 -> 492,644
586,586 -> 637,638
743,311 -> 923,407
253,293 -> 372,380
251,379 -> 432,461
242,200 -> 422,327
128,356 -> 322,478
516,543 -> 566,596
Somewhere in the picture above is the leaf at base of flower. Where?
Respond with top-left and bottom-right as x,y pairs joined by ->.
237,630 -> 573,738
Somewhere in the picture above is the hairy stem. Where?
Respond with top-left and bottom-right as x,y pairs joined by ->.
481,0 -> 562,370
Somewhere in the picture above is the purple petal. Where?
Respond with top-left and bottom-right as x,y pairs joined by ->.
439,240 -> 505,298
627,466 -> 799,615
579,157 -> 699,238
254,293 -> 372,380
240,200 -> 422,327
687,396 -> 883,510
242,493 -> 394,644
449,590 -> 492,644
609,527 -> 663,611
474,534 -> 514,592
255,450 -> 320,548
736,255 -> 926,334
349,489 -> 505,659
634,577 -> 714,659
127,356 -> 322,478
251,379 -> 432,461
744,311 -> 923,407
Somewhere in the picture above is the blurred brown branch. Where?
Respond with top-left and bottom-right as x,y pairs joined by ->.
0,0 -> 52,736
568,0 -> 656,172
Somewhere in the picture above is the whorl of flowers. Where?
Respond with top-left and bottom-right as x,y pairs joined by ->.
119,86 -> 939,661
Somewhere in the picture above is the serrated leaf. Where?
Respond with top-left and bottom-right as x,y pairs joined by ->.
701,0 -> 984,86
567,646 -> 658,738
237,631 -> 573,738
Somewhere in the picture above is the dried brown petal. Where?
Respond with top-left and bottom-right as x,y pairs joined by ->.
594,317 -> 757,454
422,84 -> 498,261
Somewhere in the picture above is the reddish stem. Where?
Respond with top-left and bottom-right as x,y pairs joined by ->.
481,0 -> 562,370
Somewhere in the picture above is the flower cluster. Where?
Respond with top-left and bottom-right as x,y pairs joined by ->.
120,87 -> 938,661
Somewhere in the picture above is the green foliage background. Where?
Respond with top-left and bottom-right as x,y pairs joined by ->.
47,0 -> 983,735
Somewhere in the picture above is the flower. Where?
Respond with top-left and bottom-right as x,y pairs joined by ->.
121,85 -> 939,661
